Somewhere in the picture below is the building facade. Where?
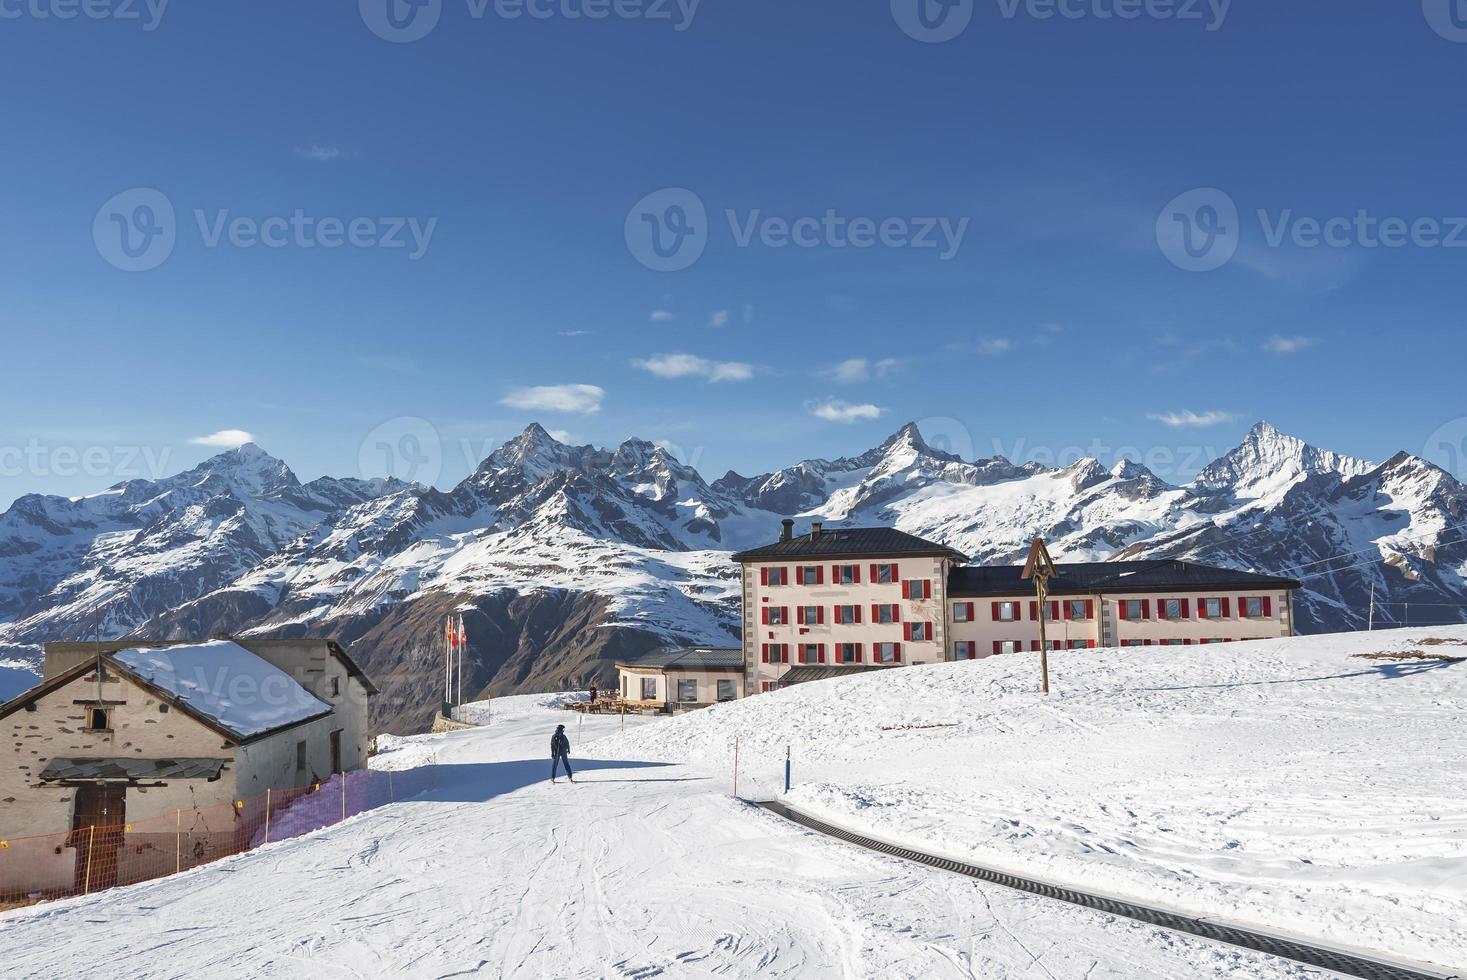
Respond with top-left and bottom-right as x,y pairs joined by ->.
616,647 -> 744,712
0,637 -> 376,894
735,522 -> 1300,693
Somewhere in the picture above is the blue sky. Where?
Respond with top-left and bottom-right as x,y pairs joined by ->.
2,1 -> 1466,506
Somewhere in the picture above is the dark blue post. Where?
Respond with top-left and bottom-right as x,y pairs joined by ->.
784,745 -> 791,794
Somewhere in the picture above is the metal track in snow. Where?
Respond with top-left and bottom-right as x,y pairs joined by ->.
757,800 -> 1458,980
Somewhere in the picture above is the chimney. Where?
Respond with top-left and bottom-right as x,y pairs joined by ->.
810,521 -> 823,540
780,519 -> 794,542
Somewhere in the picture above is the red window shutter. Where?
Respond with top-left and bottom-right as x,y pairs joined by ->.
760,567 -> 768,586
1181,599 -> 1191,619
901,580 -> 910,600
761,608 -> 770,625
890,564 -> 899,581
1198,600 -> 1209,620
855,605 -> 863,624
782,645 -> 790,663
966,602 -> 975,621
855,643 -> 864,663
1049,601 -> 1059,622
991,601 -> 1001,621
1085,600 -> 1094,619
782,606 -> 789,624
831,564 -> 839,583
816,566 -> 825,585
1119,601 -> 1130,621
893,605 -> 902,623
1142,599 -> 1151,620
1030,640 -> 1040,651
1157,599 -> 1168,621
1087,640 -> 1096,649
820,644 -> 827,663
893,643 -> 903,663
761,644 -> 769,663
854,565 -> 862,584
1143,639 -> 1153,647
796,607 -> 805,626
924,580 -> 933,599
818,606 -> 825,625
1183,639 -> 1193,645
1263,596 -> 1273,617
1029,601 -> 1038,621
903,622 -> 912,641
1222,597 -> 1231,617
1062,601 -> 1072,620
871,603 -> 879,623
992,640 -> 1002,655
869,564 -> 878,582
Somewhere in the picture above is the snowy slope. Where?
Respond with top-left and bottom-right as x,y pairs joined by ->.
0,692 -> 1336,979
598,626 -> 1467,974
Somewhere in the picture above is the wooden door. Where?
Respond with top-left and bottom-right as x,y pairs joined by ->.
71,784 -> 126,893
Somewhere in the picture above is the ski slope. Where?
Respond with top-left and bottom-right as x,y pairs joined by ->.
4,694 -> 1323,978
603,626 -> 1467,976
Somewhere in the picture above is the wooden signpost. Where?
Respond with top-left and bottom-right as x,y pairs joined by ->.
1021,537 -> 1058,695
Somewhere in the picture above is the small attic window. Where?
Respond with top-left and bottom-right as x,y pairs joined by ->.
331,677 -> 341,698
85,707 -> 111,732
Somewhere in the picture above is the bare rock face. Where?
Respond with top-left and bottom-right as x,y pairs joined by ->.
3,422 -> 1464,733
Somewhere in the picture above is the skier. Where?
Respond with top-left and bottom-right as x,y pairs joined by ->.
551,723 -> 574,784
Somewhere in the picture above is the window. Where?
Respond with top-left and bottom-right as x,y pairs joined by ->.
954,640 -> 976,659
994,601 -> 1020,622
1033,601 -> 1058,622
905,621 -> 933,642
1122,599 -> 1147,620
953,602 -> 973,622
873,603 -> 899,624
677,679 -> 698,703
717,679 -> 736,701
84,706 -> 110,732
874,642 -> 902,664
901,579 -> 932,600
835,605 -> 862,625
763,566 -> 788,586
1122,639 -> 1146,647
1161,639 -> 1186,646
1203,597 -> 1224,618
1067,600 -> 1090,620
764,606 -> 789,626
1244,597 -> 1268,618
872,563 -> 898,584
993,640 -> 1022,655
330,676 -> 341,698
798,605 -> 823,625
797,565 -> 823,585
641,677 -> 658,700
621,676 -> 628,697
761,681 -> 778,693
799,643 -> 825,664
1068,640 -> 1092,650
836,643 -> 861,664
834,564 -> 860,584
296,741 -> 308,770
761,643 -> 789,663
1161,599 -> 1187,620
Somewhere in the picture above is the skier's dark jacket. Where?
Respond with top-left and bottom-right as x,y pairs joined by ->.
551,730 -> 570,756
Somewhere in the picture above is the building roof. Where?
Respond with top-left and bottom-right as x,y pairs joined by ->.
733,527 -> 967,563
0,640 -> 334,745
947,559 -> 1301,598
774,664 -> 899,687
618,647 -> 744,671
40,757 -> 229,783
110,641 -> 333,742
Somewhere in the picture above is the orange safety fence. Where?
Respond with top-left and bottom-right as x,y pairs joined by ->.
0,764 -> 437,911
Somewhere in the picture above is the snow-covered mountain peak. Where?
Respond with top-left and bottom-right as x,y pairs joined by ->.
1192,420 -> 1374,499
172,443 -> 299,499
874,422 -> 963,465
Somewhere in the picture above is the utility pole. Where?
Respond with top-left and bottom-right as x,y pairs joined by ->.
1021,537 -> 1058,696
1367,580 -> 1375,631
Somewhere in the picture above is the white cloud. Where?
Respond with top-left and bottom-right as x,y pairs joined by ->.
1263,335 -> 1317,354
821,357 -> 906,384
810,400 -> 884,423
1148,410 -> 1238,428
558,330 -> 591,338
500,384 -> 605,415
633,353 -> 753,383
976,338 -> 1013,355
546,429 -> 575,443
649,310 -> 675,323
708,309 -> 730,328
190,429 -> 256,448
295,144 -> 344,162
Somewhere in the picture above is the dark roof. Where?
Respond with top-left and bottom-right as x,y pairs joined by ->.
947,559 -> 1301,598
733,527 -> 966,563
41,757 -> 229,783
618,647 -> 744,670
774,664 -> 899,687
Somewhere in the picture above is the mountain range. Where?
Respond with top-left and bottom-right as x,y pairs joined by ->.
1,421 -> 1463,733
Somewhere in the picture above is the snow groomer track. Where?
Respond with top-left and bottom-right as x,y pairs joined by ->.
758,801 -> 1460,980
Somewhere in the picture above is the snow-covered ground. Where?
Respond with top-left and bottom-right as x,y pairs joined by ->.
1,690 -> 1337,978
602,626 -> 1467,976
